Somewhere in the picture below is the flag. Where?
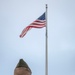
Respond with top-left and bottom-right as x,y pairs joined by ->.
20,12 -> 46,38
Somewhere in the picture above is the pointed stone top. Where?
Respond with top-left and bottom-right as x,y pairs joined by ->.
15,59 -> 32,74
16,59 -> 30,70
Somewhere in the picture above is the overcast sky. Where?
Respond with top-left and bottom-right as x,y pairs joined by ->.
0,0 -> 75,75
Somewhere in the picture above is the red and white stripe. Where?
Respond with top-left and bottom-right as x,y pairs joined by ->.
20,20 -> 46,38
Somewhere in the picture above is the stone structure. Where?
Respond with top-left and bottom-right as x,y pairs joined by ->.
14,59 -> 32,75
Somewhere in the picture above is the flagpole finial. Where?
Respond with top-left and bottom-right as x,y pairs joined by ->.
46,4 -> 48,8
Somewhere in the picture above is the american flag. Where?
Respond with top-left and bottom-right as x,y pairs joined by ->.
20,12 -> 46,38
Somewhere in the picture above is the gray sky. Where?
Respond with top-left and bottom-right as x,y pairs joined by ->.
0,0 -> 75,75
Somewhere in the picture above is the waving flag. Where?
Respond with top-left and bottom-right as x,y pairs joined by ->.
20,13 -> 46,38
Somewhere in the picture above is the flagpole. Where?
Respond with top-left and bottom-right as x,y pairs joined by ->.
45,4 -> 48,75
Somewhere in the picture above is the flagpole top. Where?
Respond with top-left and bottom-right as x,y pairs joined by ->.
46,4 -> 48,8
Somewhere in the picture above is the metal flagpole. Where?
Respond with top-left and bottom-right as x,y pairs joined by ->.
45,4 -> 48,75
